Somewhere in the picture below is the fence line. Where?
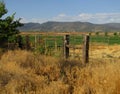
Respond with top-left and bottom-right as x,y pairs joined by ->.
5,33 -> 120,63
63,35 -> 89,63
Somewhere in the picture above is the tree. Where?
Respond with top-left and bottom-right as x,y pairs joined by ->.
0,1 -> 23,47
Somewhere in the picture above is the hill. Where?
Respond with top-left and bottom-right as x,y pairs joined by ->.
19,21 -> 120,32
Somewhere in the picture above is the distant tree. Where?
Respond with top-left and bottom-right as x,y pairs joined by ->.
95,32 -> 99,36
0,1 -> 23,47
105,32 -> 108,36
113,32 -> 117,36
88,32 -> 92,36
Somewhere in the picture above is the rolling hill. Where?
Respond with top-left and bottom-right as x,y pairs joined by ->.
19,21 -> 120,32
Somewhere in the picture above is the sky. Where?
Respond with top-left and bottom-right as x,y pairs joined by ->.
3,0 -> 120,24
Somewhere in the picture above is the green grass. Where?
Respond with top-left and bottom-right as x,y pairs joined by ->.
19,34 -> 120,57
90,35 -> 120,45
21,35 -> 120,47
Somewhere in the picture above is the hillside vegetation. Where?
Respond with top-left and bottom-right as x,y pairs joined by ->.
0,50 -> 120,94
19,21 -> 120,32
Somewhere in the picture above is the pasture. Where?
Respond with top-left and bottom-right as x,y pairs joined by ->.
0,49 -> 120,94
19,32 -> 120,62
0,32 -> 120,94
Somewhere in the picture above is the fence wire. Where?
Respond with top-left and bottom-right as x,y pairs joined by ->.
4,34 -> 120,63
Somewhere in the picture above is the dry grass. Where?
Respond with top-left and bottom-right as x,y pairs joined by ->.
89,45 -> 120,59
69,45 -> 120,61
0,50 -> 120,94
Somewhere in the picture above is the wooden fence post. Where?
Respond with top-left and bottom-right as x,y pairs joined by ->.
17,35 -> 23,49
64,35 -> 69,59
38,35 -> 41,45
25,35 -> 30,50
55,39 -> 57,52
34,34 -> 37,50
83,35 -> 90,63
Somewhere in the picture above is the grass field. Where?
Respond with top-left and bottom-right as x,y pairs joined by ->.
18,33 -> 120,60
0,32 -> 120,93
21,34 -> 120,46
0,50 -> 120,94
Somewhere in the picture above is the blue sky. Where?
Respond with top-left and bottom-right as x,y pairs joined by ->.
3,0 -> 120,24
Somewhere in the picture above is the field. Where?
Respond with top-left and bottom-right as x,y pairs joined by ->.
0,32 -> 120,94
20,32 -> 120,61
0,50 -> 120,94
21,32 -> 120,45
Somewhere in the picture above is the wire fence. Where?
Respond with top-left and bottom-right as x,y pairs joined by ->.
4,33 -> 120,63
89,35 -> 120,63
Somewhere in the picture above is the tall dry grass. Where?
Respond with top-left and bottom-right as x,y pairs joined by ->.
0,50 -> 120,94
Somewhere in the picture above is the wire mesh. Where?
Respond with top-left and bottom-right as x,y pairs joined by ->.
4,33 -> 120,62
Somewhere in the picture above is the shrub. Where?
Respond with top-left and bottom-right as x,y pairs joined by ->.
0,50 -> 120,94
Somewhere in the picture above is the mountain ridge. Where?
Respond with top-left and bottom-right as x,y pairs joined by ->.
19,21 -> 120,32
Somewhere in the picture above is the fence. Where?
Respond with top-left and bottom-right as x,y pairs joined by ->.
63,35 -> 89,63
5,33 -> 120,63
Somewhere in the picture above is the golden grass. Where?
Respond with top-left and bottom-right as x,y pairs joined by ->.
0,50 -> 120,94
69,45 -> 120,61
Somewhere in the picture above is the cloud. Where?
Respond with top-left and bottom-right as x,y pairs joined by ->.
20,17 -> 28,23
78,13 -> 93,20
58,13 -> 67,17
52,13 -> 120,24
20,17 -> 48,23
21,13 -> 120,24
90,13 -> 120,23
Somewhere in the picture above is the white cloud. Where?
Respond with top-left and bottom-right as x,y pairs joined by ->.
78,13 -> 93,20
58,13 -> 66,17
52,13 -> 120,24
20,13 -> 120,24
20,17 -> 28,23
20,17 -> 48,23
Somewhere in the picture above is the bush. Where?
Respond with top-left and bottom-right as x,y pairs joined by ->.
0,50 -> 120,94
